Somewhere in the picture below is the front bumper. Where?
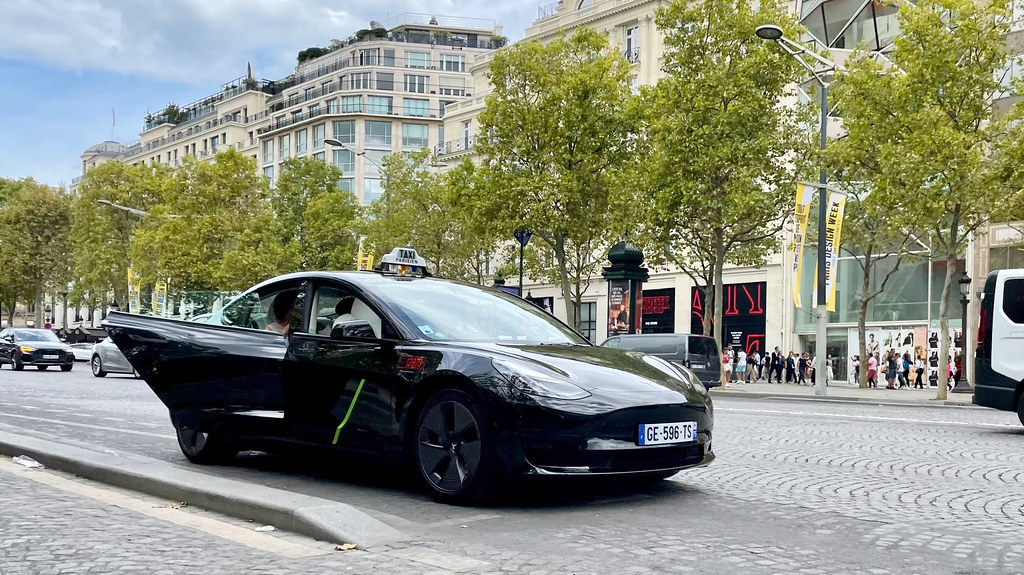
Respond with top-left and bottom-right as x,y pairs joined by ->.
512,399 -> 714,476
19,350 -> 75,365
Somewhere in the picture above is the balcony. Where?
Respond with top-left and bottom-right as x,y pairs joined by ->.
436,137 -> 474,157
257,104 -> 445,136
624,47 -> 639,64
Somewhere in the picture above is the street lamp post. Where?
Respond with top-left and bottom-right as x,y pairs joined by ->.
952,271 -> 973,393
756,24 -> 835,396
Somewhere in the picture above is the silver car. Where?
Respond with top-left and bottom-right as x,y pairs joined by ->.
91,337 -> 136,377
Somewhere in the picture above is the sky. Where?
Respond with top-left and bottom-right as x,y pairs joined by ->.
0,0 -> 536,187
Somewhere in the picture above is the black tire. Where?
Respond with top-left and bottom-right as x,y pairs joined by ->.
174,417 -> 236,465
60,363 -> 73,372
91,356 -> 106,378
413,389 -> 496,504
12,353 -> 24,371
37,365 -> 47,371
1017,394 -> 1024,427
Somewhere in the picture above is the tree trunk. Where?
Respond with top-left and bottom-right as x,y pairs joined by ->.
553,236 -> 575,329
936,206 -> 961,401
702,270 -> 714,337
34,289 -> 43,328
712,235 -> 726,348
61,293 -> 69,329
858,249 -> 873,389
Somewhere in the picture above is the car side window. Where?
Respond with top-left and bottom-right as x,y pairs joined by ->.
603,338 -> 620,349
304,285 -> 386,339
1002,279 -> 1024,324
220,292 -> 261,329
219,285 -> 302,332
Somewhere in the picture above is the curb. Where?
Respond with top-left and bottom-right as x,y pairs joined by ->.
0,430 -> 406,548
710,389 -> 977,408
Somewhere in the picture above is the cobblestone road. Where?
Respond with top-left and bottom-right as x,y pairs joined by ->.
1,369 -> 1022,574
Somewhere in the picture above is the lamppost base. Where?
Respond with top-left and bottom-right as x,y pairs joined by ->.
951,380 -> 973,394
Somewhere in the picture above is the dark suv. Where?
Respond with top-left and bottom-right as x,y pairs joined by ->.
0,328 -> 75,371
601,334 -> 720,388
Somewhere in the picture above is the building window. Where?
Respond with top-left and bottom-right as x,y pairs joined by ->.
295,129 -> 307,154
404,51 -> 429,69
441,54 -> 465,72
263,165 -> 274,186
333,148 -> 355,173
262,140 -> 274,163
462,120 -> 472,149
363,150 -> 387,173
341,95 -> 362,113
439,76 -> 466,96
625,25 -> 640,63
360,48 -> 379,66
333,120 -> 355,144
402,124 -> 429,149
339,75 -> 349,90
291,110 -> 302,124
579,301 -> 597,343
210,135 -> 219,153
327,98 -> 338,114
404,74 -> 428,93
279,134 -> 290,159
313,123 -> 325,149
309,103 -> 321,117
305,87 -> 316,101
276,115 -> 287,128
322,80 -> 334,94
352,72 -> 371,89
365,120 -> 392,146
376,72 -> 394,91
439,100 -> 455,117
403,98 -> 429,117
368,96 -> 393,114
383,49 -> 396,67
364,178 -> 383,202
338,178 -> 355,194
313,151 -> 325,160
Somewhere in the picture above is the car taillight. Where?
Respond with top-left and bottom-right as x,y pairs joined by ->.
977,304 -> 989,347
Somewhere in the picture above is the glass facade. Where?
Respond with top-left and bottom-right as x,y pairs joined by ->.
795,248 -> 965,332
800,0 -> 902,51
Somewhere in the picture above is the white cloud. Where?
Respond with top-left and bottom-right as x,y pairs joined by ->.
0,0 -> 534,85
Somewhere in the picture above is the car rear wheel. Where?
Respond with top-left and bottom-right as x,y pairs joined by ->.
413,389 -> 496,504
91,356 -> 106,377
174,418 -> 236,465
37,365 -> 47,371
60,363 -> 73,372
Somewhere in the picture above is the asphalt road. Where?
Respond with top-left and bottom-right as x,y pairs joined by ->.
1,364 -> 1022,574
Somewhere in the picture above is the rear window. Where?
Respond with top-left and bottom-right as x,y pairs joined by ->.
688,336 -> 719,358
617,335 -> 681,355
1003,278 -> 1024,324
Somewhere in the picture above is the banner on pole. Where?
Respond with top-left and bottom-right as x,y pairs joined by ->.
792,184 -> 815,308
153,282 -> 167,316
823,191 -> 847,312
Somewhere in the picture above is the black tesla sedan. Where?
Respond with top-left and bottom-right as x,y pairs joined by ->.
0,328 -> 75,371
102,265 -> 714,503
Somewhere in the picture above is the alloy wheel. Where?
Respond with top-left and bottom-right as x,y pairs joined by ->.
417,398 -> 483,494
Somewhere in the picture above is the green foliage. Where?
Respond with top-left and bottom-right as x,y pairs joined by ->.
477,27 -> 640,325
0,179 -> 73,322
642,0 -> 810,342
297,46 -> 329,63
364,152 -> 498,282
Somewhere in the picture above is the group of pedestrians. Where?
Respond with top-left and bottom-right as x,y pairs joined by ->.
720,346 -> 832,388
856,348 -> 946,389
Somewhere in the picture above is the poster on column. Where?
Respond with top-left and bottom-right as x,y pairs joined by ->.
926,327 -> 963,386
849,327 -> 917,368
608,280 -> 630,336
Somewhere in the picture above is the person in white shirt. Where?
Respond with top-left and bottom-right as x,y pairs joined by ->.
735,350 -> 747,383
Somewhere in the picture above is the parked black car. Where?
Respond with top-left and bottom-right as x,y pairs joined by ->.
601,333 -> 721,388
0,328 -> 75,371
102,252 -> 714,503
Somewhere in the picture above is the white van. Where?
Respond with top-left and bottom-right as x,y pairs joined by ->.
974,269 -> 1024,425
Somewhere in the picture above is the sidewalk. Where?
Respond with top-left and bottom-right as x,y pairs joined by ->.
710,378 -> 977,407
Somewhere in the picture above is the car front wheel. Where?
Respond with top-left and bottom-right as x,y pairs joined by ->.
91,356 -> 106,377
60,363 -> 73,372
174,417 -> 236,465
413,389 -> 497,504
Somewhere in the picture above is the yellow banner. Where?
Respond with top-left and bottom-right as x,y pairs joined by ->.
127,268 -> 136,314
823,191 -> 847,312
153,281 -> 167,316
357,252 -> 374,271
792,184 -> 815,308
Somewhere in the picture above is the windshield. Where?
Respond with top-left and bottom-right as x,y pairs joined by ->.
365,277 -> 588,345
16,330 -> 60,343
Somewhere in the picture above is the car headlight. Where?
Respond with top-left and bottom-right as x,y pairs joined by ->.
19,346 -> 35,353
492,358 -> 591,400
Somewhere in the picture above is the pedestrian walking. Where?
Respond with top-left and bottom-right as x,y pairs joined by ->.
721,347 -> 733,388
851,354 -> 860,386
750,350 -> 761,381
809,353 -> 817,384
797,353 -> 808,385
735,349 -> 748,383
885,350 -> 897,389
826,353 -> 834,383
785,352 -> 796,383
867,353 -> 878,388
896,352 -> 908,388
771,347 -> 784,383
914,353 -> 925,389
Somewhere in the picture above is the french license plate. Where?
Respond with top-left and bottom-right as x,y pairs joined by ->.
637,421 -> 697,446
42,355 -> 59,360
690,363 -> 706,369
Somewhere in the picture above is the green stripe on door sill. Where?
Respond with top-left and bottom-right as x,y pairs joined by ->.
332,378 -> 366,445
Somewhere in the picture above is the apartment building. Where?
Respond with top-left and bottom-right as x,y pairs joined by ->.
75,14 -> 503,205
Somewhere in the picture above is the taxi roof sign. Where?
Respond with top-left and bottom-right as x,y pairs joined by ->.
380,247 -> 428,277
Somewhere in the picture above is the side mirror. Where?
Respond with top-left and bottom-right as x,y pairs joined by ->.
330,320 -> 376,340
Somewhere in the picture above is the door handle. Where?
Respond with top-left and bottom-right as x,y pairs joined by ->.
1010,331 -> 1024,338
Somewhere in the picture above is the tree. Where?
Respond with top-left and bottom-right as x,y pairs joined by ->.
643,0 -> 811,346
834,0 -> 1016,399
477,28 -> 640,326
72,162 -> 168,310
130,149 -> 293,292
365,152 -> 498,282
269,156 -> 352,269
303,190 -> 361,270
0,179 -> 73,326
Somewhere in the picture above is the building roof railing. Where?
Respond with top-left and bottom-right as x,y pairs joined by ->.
384,13 -> 497,32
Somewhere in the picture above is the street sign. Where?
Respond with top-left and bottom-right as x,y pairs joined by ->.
513,229 -> 532,247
